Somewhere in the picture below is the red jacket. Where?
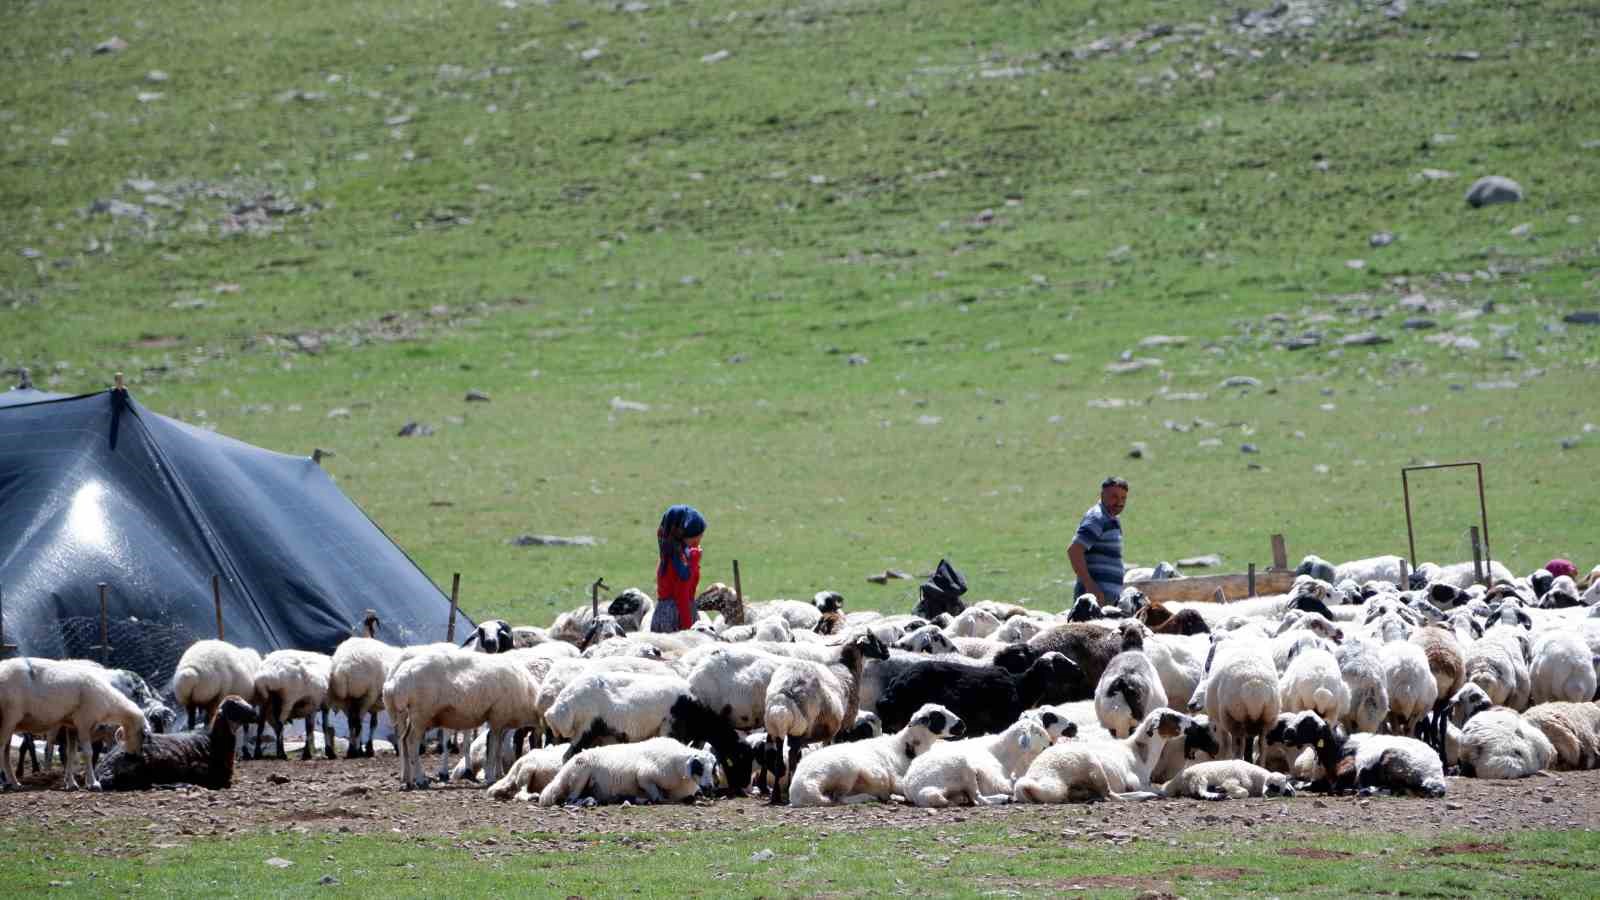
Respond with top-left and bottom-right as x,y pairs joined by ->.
657,546 -> 701,629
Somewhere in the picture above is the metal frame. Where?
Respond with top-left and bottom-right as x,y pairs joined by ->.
1401,461 -> 1491,578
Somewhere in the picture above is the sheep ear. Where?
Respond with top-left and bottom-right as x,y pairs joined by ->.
114,726 -> 126,743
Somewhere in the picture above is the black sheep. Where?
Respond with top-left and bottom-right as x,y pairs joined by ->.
874,652 -> 1082,736
95,695 -> 259,791
664,696 -> 754,799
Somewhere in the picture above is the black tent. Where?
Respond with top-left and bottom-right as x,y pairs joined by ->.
0,386 -> 466,694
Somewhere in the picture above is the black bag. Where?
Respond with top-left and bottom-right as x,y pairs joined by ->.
914,558 -> 968,619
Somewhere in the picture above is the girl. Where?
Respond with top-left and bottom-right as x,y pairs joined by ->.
651,504 -> 706,632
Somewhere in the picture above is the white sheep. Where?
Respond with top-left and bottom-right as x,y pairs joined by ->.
1149,713 -> 1223,783
1095,648 -> 1169,740
1333,555 -> 1406,587
251,650 -> 335,761
1011,708 -> 1196,803
450,727 -> 517,783
994,616 -> 1049,644
1197,638 -> 1280,764
1159,760 -> 1295,800
485,743 -> 572,800
538,737 -> 717,806
683,645 -> 785,731
944,607 -> 1002,639
172,639 -> 262,731
1456,708 -> 1555,778
763,632 -> 889,803
1464,628 -> 1531,710
534,656 -> 673,728
329,637 -> 402,759
1529,631 -> 1598,705
581,637 -> 667,660
1428,560 -> 1515,589
1278,646 -> 1350,725
892,625 -> 958,656
788,703 -> 965,806
899,711 -> 1053,807
383,648 -> 542,789
1379,640 -> 1438,737
0,658 -> 149,791
1333,637 -> 1390,735
753,617 -> 795,643
544,669 -> 692,757
1142,633 -> 1207,713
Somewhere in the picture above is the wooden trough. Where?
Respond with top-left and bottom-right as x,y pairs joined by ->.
1132,569 -> 1296,604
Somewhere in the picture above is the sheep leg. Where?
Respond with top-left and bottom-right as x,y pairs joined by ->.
345,702 -> 364,760
18,734 -> 39,776
60,729 -> 80,792
366,711 -> 378,757
75,721 -> 104,791
0,721 -> 19,790
780,737 -> 805,806
321,707 -> 336,761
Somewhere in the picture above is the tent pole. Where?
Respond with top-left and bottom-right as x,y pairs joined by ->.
446,573 -> 461,643
94,582 -> 113,664
212,574 -> 225,641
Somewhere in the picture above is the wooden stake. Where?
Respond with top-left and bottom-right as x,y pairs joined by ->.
733,559 -> 744,611
1398,558 -> 1410,589
1469,527 -> 1484,586
113,372 -> 125,392
1247,563 -> 1257,597
94,582 -> 113,663
1270,534 -> 1288,571
212,574 -> 225,641
446,573 -> 461,643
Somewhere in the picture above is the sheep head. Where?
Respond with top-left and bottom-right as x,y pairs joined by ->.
906,703 -> 965,740
1180,714 -> 1221,759
1264,773 -> 1296,798
607,588 -> 651,620
812,591 -> 845,614
693,582 -> 738,617
1067,594 -> 1102,622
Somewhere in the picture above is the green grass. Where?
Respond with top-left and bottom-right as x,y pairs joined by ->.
4,0 -> 1599,623
2,821 -> 1595,897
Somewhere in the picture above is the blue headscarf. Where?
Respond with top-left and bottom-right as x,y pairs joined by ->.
657,504 -> 707,579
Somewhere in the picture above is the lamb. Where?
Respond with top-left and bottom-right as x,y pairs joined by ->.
251,650 -> 336,761
1464,628 -> 1532,710
1455,708 -> 1555,778
1529,631 -> 1598,705
1272,712 -> 1446,797
788,703 -> 965,806
762,631 -> 890,804
1195,637 -> 1280,764
1095,640 -> 1169,740
23,665 -> 179,770
1278,646 -> 1350,725
898,712 -> 1055,807
1149,714 -> 1224,783
1379,639 -> 1438,738
1521,702 -> 1600,770
1333,638 -> 1391,735
172,639 -> 262,731
94,695 -> 258,791
1158,759 -> 1295,800
328,637 -> 403,759
1011,708 -> 1197,803
485,743 -> 571,800
875,652 -> 1082,737
0,657 -> 149,791
383,648 -> 542,789
450,728 -> 518,783
538,737 -> 717,806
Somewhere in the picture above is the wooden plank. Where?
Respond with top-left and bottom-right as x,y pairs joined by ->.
1134,570 -> 1297,604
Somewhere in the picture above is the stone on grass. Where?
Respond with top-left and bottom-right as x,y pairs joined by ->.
1177,554 -> 1222,568
1402,318 -> 1437,330
610,396 -> 649,412
396,421 -> 434,437
1564,311 -> 1600,325
1127,442 -> 1147,459
93,37 -> 128,54
1340,332 -> 1391,347
265,857 -> 294,869
1465,176 -> 1523,208
1104,358 -> 1161,374
1240,443 -> 1259,454
1220,376 -> 1262,389
1369,231 -> 1395,248
465,389 -> 491,402
510,534 -> 599,547
1509,223 -> 1532,238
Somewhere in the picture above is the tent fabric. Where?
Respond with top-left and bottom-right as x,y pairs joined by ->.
0,387 -> 467,694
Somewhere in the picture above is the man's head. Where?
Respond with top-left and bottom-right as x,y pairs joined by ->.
1100,476 -> 1129,517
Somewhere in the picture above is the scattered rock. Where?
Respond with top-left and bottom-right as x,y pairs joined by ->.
1105,358 -> 1162,374
326,407 -> 351,419
701,49 -> 731,64
1509,223 -> 1533,238
1177,554 -> 1222,568
93,37 -> 128,54
265,857 -> 294,869
1220,376 -> 1262,389
916,414 -> 943,426
1562,311 -> 1600,325
1197,437 -> 1222,448
1051,353 -> 1072,364
1369,231 -> 1395,248
1282,336 -> 1320,351
1560,437 -> 1580,450
1474,380 -> 1518,390
396,421 -> 434,437
510,534 -> 598,547
866,569 -> 912,585
610,396 -> 649,412
1105,244 -> 1132,262
1127,442 -> 1148,459
1345,259 -> 1366,270
1339,332 -> 1391,347
1465,176 -> 1523,208
1419,168 -> 1456,181
847,353 -> 869,366
1087,398 -> 1132,409
1450,50 -> 1481,62
579,47 -> 602,62
464,389 -> 491,402
1402,318 -> 1437,330
318,875 -> 339,886
146,70 -> 169,83
1137,335 -> 1189,348
1240,443 -> 1259,454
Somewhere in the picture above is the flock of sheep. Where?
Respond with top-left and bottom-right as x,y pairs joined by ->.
4,553 -> 1600,813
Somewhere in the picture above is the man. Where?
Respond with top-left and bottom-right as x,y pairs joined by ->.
1068,477 -> 1128,605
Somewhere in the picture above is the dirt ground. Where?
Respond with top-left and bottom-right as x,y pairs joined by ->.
6,754 -> 1599,857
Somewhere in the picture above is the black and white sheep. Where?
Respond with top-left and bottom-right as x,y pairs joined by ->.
1159,759 -> 1295,801
898,711 -> 1055,807
762,631 -> 889,804
874,652 -> 1082,737
1270,711 -> 1446,797
1011,708 -> 1198,803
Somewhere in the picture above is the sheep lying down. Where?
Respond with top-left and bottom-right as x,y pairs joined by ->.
538,738 -> 716,807
1159,760 -> 1295,801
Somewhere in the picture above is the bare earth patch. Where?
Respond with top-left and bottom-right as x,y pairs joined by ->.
5,757 -> 1599,856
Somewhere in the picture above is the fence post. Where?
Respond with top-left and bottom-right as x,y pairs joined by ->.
212,574 -> 225,641
446,573 -> 461,643
1247,563 -> 1257,597
94,582 -> 113,664
1469,527 -> 1485,586
1271,534 -> 1288,570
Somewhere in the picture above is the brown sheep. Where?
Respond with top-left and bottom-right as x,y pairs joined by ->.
1522,702 -> 1600,770
1409,624 -> 1466,755
994,621 -> 1141,700
1138,603 -> 1211,636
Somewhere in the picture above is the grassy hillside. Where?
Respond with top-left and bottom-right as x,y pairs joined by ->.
4,0 -> 1598,625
